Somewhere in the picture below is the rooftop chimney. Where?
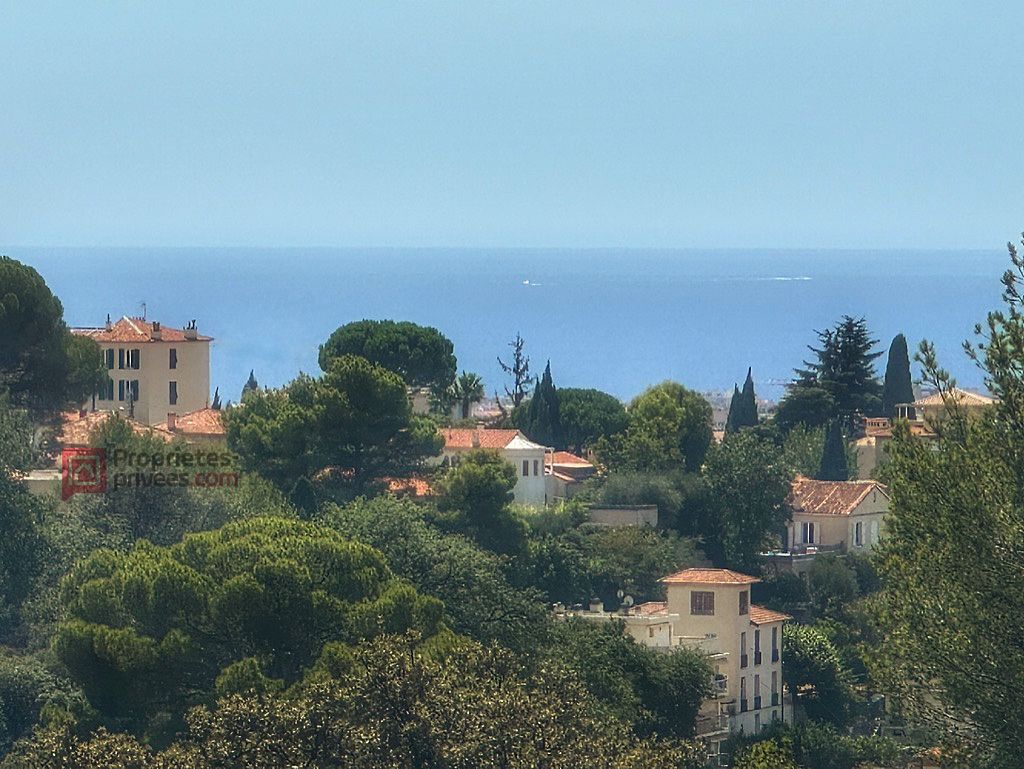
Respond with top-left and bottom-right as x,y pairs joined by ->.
184,319 -> 197,340
151,321 -> 161,340
105,313 -> 112,331
166,412 -> 177,431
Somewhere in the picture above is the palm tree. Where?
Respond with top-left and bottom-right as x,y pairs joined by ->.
453,371 -> 485,420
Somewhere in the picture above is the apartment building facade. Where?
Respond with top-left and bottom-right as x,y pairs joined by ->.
72,316 -> 212,426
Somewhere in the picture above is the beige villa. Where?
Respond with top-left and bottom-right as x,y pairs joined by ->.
766,476 -> 890,576
563,567 -> 790,763
72,315 -> 212,426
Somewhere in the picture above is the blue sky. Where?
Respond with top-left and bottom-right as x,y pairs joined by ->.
1,2 -> 1021,248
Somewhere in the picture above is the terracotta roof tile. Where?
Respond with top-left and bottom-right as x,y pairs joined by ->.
58,410 -> 174,446
631,601 -> 669,616
72,316 -> 211,343
384,476 -> 434,497
911,387 -> 994,408
154,408 -> 225,436
547,451 -> 593,467
441,428 -> 521,450
660,568 -> 760,585
788,476 -> 889,516
749,604 -> 791,625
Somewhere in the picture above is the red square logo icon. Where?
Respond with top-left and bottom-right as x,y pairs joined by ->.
61,447 -> 107,500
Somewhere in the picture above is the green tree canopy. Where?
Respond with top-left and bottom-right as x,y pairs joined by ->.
557,387 -> 627,455
434,449 -> 526,555
52,516 -> 443,737
318,319 -> 457,392
519,361 -> 563,448
783,624 -> 857,726
596,382 -> 712,473
322,495 -> 549,652
224,355 -> 442,498
11,635 -> 707,769
0,256 -> 105,415
450,370 -> 485,421
794,315 -> 883,424
726,368 -> 759,432
881,333 -> 915,418
818,420 -> 850,481
700,430 -> 792,570
774,386 -> 835,433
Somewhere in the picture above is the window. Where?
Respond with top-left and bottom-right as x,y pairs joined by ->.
118,380 -> 125,401
740,631 -> 748,668
754,713 -> 760,731
690,590 -> 715,615
105,349 -> 114,369
801,521 -> 815,544
739,590 -> 749,615
129,380 -> 139,402
771,670 -> 778,694
129,349 -> 140,369
855,521 -> 864,547
533,459 -> 539,476
754,629 -> 761,659
169,381 -> 178,405
522,460 -> 529,477
169,348 -> 177,369
648,627 -> 654,638
118,349 -> 125,369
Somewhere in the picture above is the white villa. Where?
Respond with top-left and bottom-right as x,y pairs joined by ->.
438,427 -> 550,507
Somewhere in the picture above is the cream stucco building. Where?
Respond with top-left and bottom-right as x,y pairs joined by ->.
565,568 -> 790,763
766,476 -> 890,577
72,316 -> 212,426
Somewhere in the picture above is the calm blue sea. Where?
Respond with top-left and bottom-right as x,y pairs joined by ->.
8,247 -> 1008,403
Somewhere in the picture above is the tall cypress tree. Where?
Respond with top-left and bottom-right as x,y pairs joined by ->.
882,333 -> 915,419
522,362 -> 563,448
818,420 -> 849,481
725,385 -> 742,433
739,367 -> 758,427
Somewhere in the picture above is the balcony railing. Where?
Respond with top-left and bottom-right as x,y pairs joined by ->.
771,693 -> 779,706
772,648 -> 780,663
695,713 -> 730,736
754,651 -> 762,665
740,654 -> 749,668
740,698 -> 748,713
753,696 -> 762,710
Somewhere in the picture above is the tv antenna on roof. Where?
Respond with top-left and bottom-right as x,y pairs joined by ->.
139,301 -> 147,320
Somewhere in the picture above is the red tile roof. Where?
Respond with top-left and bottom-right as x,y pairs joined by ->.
749,604 -> 791,625
58,410 -> 174,446
660,568 -> 760,585
384,476 -> 434,497
630,601 -> 669,616
788,476 -> 889,516
441,428 -> 521,450
547,451 -> 593,467
911,387 -> 994,408
72,316 -> 211,343
154,408 -> 225,437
